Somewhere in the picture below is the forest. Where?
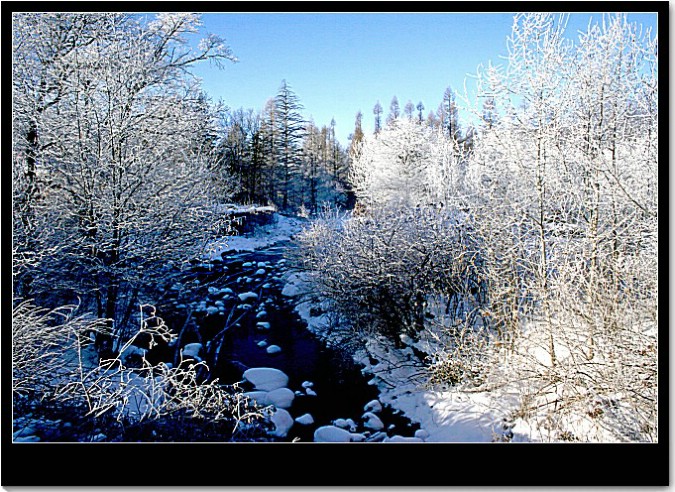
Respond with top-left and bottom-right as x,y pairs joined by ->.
11,12 -> 658,446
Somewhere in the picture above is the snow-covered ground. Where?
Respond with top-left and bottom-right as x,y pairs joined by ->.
282,268 -> 654,443
206,213 -> 306,258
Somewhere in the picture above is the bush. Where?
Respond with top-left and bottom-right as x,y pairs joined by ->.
296,204 -> 486,344
13,300 -> 267,441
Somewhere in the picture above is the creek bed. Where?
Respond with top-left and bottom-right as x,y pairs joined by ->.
154,241 -> 420,442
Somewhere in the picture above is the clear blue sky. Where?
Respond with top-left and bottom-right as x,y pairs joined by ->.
186,12 -> 658,146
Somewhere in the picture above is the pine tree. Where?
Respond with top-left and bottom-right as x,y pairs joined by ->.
373,101 -> 383,134
441,87 -> 461,141
274,79 -> 305,210
387,96 -> 400,126
350,110 -> 365,159
416,101 -> 425,123
404,100 -> 415,120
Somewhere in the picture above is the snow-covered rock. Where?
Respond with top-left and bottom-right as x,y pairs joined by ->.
364,399 -> 383,413
269,408 -> 294,438
415,429 -> 429,440
238,292 -> 259,303
256,321 -> 271,330
14,435 -> 41,442
305,387 -> 317,396
256,311 -> 267,319
254,268 -> 266,276
243,367 -> 289,391
295,413 -> 314,425
367,431 -> 388,442
243,391 -> 269,406
242,262 -> 253,268
182,343 -> 202,361
333,418 -> 348,429
384,435 -> 424,443
301,381 -> 314,388
120,345 -> 147,363
362,412 -> 384,431
257,340 -> 268,348
267,388 -> 295,409
266,345 -> 282,354
314,425 -> 354,442
399,333 -> 414,346
206,306 -> 219,315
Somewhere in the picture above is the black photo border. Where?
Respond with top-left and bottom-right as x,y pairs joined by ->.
2,1 -> 669,486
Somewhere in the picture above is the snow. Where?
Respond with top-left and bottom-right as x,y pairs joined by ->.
295,413 -> 314,425
238,292 -> 259,303
120,344 -> 147,362
314,425 -> 357,442
266,345 -> 282,354
243,391 -> 269,406
14,435 -> 41,442
256,340 -> 268,347
301,381 -> 314,388
364,399 -> 383,413
266,388 -> 295,408
254,268 -> 267,276
214,203 -> 277,215
384,435 -> 424,443
362,412 -> 384,431
243,367 -> 289,391
256,311 -> 267,319
332,418 -> 357,432
269,408 -> 294,438
287,272 -> 520,443
256,321 -> 271,330
206,213 -> 306,258
181,343 -> 202,360
414,429 -> 429,440
305,387 -> 317,396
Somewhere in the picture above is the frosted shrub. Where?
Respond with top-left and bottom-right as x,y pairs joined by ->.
13,300 -> 266,441
12,299 -> 107,405
297,204 -> 486,345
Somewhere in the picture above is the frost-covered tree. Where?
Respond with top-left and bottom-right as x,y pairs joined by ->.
463,13 -> 658,440
349,118 -> 459,209
373,100 -> 383,134
404,100 -> 415,120
13,13 -> 237,358
349,110 -> 365,160
386,95 -> 400,126
440,86 -> 461,142
416,101 -> 425,123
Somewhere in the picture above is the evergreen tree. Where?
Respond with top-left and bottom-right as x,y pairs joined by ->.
387,96 -> 400,126
404,100 -> 415,120
373,101 -> 383,134
416,101 -> 425,123
274,79 -> 305,210
350,110 -> 365,159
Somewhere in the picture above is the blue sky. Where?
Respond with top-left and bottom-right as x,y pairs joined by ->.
186,12 -> 658,146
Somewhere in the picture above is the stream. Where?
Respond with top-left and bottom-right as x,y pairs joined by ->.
152,237 -> 420,442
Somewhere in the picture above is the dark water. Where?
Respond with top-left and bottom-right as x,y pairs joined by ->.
153,241 -> 419,442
